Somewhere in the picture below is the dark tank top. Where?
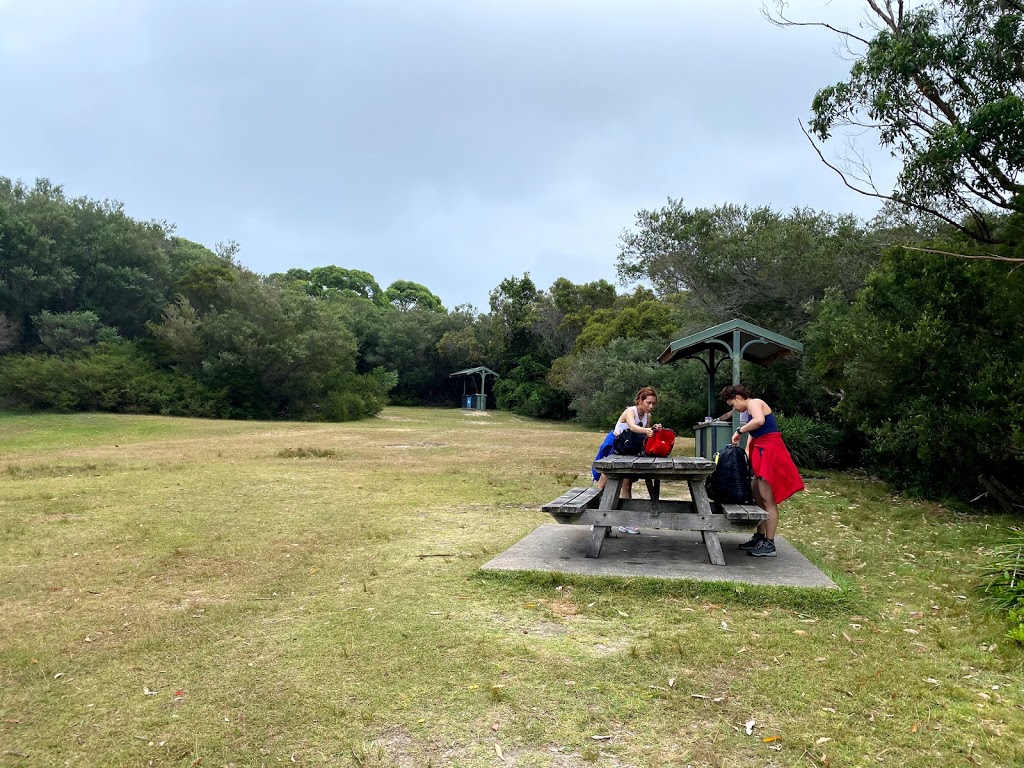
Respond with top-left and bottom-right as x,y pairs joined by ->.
749,412 -> 779,438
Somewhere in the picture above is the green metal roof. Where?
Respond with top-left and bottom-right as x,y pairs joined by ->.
449,366 -> 499,378
657,319 -> 803,367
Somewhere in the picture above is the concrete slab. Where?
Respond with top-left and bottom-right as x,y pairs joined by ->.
481,523 -> 839,589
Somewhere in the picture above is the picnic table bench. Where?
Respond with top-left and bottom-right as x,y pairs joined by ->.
542,455 -> 767,565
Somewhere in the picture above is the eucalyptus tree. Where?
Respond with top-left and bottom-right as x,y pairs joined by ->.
770,0 -> 1024,248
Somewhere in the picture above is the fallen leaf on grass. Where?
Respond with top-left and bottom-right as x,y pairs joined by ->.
911,723 -> 918,733
816,737 -> 832,745
762,736 -> 780,743
491,723 -> 499,732
495,744 -> 504,760
668,677 -> 675,688
794,630 -> 807,636
690,694 -> 724,702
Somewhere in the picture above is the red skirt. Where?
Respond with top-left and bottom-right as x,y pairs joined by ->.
748,432 -> 804,504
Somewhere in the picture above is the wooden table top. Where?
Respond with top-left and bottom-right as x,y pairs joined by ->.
592,455 -> 715,477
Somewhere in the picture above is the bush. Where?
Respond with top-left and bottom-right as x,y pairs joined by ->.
775,414 -> 842,469
0,342 -> 227,417
977,529 -> 1024,645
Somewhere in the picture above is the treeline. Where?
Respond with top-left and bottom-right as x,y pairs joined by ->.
1,177 -> 1023,508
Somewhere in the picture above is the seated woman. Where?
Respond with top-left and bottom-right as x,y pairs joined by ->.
592,387 -> 662,525
718,384 -> 804,557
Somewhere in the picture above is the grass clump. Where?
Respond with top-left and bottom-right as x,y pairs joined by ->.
978,527 -> 1024,644
277,446 -> 343,459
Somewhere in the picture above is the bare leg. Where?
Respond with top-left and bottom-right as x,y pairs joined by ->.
597,473 -> 607,491
752,477 -> 779,539
621,479 -> 633,499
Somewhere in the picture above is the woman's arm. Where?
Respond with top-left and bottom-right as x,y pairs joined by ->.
731,400 -> 767,445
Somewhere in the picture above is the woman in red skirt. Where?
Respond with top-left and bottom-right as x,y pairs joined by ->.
718,384 -> 804,557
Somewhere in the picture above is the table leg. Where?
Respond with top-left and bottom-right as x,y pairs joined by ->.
586,525 -> 610,558
586,478 -> 623,558
644,478 -> 660,516
701,530 -> 726,566
690,477 -> 725,565
599,478 -> 623,510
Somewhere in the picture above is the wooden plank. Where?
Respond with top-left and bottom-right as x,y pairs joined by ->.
543,486 -> 605,513
542,486 -> 588,512
720,503 -> 769,521
561,486 -> 602,513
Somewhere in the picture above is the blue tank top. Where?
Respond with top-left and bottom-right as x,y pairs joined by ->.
749,412 -> 779,438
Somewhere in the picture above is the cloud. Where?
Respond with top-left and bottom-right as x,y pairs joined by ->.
0,0 -> 898,309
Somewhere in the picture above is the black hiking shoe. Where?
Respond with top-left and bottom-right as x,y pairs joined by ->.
738,533 -> 765,551
748,539 -> 777,557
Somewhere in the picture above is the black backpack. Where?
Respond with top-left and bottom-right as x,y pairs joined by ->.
706,445 -> 754,504
613,430 -> 647,456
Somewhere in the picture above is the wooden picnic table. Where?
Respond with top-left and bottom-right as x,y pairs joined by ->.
542,455 -> 767,565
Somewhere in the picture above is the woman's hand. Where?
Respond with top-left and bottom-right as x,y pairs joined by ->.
731,430 -> 741,446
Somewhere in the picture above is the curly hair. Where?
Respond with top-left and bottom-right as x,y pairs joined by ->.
718,384 -> 753,401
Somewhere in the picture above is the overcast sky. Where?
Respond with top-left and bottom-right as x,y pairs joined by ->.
0,0 -> 897,311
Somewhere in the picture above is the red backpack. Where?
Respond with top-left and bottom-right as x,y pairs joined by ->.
643,428 -> 675,457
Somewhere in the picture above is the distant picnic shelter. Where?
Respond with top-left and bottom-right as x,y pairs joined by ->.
450,366 -> 498,410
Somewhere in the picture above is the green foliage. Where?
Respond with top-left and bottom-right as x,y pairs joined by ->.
556,337 -> 708,431
805,246 -> 1024,502
802,0 -> 1024,243
494,355 -> 569,418
774,413 -> 842,469
0,342 -> 227,416
32,310 -> 121,354
977,528 -> 1024,644
361,308 -> 460,404
574,300 -> 675,352
148,273 -> 390,420
384,279 -> 445,312
617,200 -> 883,336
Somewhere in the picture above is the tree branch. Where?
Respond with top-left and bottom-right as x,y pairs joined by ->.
899,244 -> 1024,264
798,120 -> 994,242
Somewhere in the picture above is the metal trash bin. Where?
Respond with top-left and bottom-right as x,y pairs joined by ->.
464,396 -> 474,409
693,420 -> 733,460
471,394 -> 486,410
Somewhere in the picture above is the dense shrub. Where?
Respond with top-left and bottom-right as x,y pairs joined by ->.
0,342 -> 227,416
774,414 -> 842,469
806,249 -> 1024,504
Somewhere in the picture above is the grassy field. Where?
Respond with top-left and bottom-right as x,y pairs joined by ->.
1,407 -> 1021,768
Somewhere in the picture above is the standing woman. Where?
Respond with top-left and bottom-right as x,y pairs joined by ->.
592,387 -> 661,503
718,384 -> 804,557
